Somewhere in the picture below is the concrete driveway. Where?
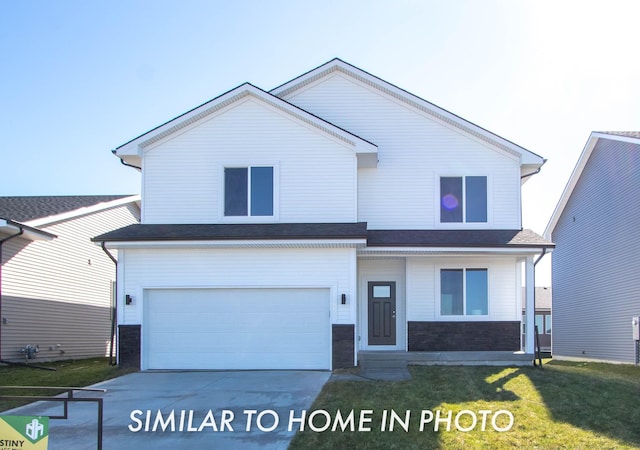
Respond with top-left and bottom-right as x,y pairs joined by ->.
6,370 -> 331,450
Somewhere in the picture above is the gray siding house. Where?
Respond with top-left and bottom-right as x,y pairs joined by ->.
0,195 -> 140,362
546,132 -> 640,364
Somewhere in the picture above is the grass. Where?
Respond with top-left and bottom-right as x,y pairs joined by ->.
289,360 -> 640,449
0,357 -> 136,412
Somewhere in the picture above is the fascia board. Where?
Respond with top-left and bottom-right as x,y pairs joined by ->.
545,132 -> 640,239
0,219 -> 56,241
24,195 -> 141,228
115,83 -> 377,159
544,133 -> 600,239
100,239 -> 367,249
358,246 -> 552,256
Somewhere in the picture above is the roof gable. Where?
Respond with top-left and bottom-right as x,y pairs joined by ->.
115,83 -> 378,168
271,58 -> 545,168
545,131 -> 640,238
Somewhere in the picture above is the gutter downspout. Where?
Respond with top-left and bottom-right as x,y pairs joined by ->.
0,228 -> 24,364
113,150 -> 142,171
101,242 -> 119,366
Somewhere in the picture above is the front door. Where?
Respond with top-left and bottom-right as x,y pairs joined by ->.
368,282 -> 396,345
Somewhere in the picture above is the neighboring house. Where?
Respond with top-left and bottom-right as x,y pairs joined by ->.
546,131 -> 640,364
0,195 -> 140,362
94,58 -> 553,371
521,287 -> 552,353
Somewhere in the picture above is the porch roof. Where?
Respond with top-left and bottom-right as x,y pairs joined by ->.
366,229 -> 554,249
93,222 -> 369,242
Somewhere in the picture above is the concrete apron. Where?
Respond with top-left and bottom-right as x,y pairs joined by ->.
4,370 -> 331,450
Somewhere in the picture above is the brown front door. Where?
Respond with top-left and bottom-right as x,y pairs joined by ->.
368,281 -> 396,345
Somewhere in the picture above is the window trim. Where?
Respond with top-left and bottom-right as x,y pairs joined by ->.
436,265 -> 490,319
220,162 -> 279,222
435,174 -> 491,228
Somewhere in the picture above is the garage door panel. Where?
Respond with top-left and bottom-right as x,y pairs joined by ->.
144,288 -> 330,370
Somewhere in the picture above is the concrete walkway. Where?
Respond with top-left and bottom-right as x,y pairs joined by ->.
5,370 -> 331,450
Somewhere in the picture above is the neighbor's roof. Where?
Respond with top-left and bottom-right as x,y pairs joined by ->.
545,131 -> 640,238
367,229 -> 554,249
0,195 -> 139,226
600,131 -> 640,139
521,287 -> 552,310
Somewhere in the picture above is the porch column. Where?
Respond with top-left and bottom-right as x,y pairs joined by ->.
525,256 -> 535,354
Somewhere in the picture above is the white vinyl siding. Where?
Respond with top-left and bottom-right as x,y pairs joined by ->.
142,98 -> 357,224
282,73 -> 521,229
118,247 -> 355,326
405,257 -> 519,321
0,203 -> 140,361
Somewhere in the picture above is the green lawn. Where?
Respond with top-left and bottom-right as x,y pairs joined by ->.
290,360 -> 640,449
0,358 -> 136,412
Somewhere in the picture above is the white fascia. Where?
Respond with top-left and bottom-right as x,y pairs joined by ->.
358,246 -> 552,256
24,195 -> 141,228
0,219 -> 56,241
101,239 -> 367,250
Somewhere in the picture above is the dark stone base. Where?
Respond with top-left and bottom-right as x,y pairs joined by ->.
408,321 -> 520,351
332,324 -> 355,369
118,324 -> 141,369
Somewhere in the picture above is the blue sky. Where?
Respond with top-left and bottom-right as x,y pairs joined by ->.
2,1 -> 639,283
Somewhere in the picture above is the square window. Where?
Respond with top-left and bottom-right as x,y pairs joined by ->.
440,176 -> 487,223
224,166 -> 274,217
440,268 -> 488,316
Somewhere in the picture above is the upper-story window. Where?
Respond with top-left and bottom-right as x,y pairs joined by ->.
224,166 -> 274,217
440,176 -> 487,223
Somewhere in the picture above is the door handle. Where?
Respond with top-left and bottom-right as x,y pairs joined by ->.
392,310 -> 396,318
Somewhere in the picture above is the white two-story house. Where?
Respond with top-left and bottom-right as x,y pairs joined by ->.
94,59 -> 553,370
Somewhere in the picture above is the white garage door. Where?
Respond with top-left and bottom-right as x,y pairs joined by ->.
144,288 -> 330,370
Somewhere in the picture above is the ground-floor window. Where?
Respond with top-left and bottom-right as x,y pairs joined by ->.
522,313 -> 552,335
440,268 -> 488,316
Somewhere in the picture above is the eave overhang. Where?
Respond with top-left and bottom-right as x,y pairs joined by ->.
0,218 -> 56,241
93,222 -> 369,249
114,83 -> 378,168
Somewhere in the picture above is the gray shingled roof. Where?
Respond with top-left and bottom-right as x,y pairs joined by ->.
600,131 -> 640,139
367,229 -> 554,248
93,224 -> 553,249
0,195 -> 131,222
93,222 -> 369,242
521,286 -> 552,310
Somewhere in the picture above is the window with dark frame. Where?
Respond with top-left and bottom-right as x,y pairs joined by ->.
224,166 -> 274,217
440,176 -> 487,223
440,268 -> 488,316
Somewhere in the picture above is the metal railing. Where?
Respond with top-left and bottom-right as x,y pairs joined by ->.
0,386 -> 106,450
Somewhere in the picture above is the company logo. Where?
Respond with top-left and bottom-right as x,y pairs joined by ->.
25,418 -> 45,441
0,415 -> 49,449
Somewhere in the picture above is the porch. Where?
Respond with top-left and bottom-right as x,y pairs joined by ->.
358,350 -> 534,368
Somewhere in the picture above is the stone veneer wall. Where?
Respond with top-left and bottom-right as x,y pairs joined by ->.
408,321 -> 520,351
332,324 -> 355,368
118,324 -> 141,369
